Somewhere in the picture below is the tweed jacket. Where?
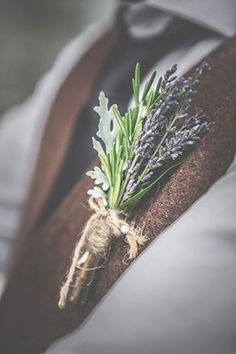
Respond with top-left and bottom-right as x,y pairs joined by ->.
0,28 -> 236,354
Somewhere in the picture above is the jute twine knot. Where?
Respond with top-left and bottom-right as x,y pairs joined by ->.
58,197 -> 147,309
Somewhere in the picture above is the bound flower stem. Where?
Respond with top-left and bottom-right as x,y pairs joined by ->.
65,252 -> 100,307
58,198 -> 146,309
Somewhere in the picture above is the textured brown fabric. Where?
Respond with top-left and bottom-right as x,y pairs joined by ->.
0,37 -> 236,354
18,30 -> 115,243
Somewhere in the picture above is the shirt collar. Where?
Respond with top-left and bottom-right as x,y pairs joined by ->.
147,0 -> 236,37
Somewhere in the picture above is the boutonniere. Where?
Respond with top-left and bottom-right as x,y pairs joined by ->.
58,62 -> 212,309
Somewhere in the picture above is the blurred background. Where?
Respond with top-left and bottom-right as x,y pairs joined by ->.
0,0 -> 115,114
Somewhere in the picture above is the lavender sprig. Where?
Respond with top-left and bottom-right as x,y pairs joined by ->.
120,62 -> 211,205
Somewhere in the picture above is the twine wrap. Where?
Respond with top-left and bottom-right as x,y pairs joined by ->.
58,197 -> 146,309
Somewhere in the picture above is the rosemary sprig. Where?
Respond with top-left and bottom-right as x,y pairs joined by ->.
87,62 -> 211,211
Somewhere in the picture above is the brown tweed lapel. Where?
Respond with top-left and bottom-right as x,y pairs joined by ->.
1,37 -> 236,354
18,29 -> 116,241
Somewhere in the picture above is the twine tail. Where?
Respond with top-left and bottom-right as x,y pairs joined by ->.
58,199 -> 110,310
125,225 -> 147,259
58,198 -> 147,310
58,224 -> 92,309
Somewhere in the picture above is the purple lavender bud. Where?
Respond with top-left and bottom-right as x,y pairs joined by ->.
123,62 -> 212,197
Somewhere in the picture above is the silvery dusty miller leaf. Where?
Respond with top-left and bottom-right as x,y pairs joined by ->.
93,92 -> 119,154
87,186 -> 107,206
86,166 -> 109,190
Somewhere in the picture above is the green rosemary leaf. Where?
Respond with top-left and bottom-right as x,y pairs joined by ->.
115,144 -> 122,173
155,76 -> 162,96
123,112 -> 130,138
112,172 -> 121,208
135,62 -> 141,86
119,185 -> 152,209
146,90 -> 154,110
132,105 -> 143,141
126,112 -> 132,139
135,63 -> 140,95
117,158 -> 124,174
132,78 -> 138,106
132,63 -> 140,105
142,71 -> 156,101
123,136 -> 129,161
115,131 -> 121,154
113,105 -> 130,145
99,153 -> 112,187
108,186 -> 114,207
130,106 -> 139,134
109,144 -> 116,179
